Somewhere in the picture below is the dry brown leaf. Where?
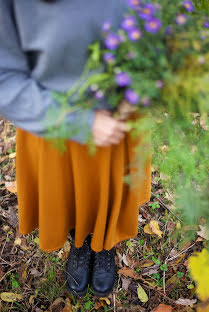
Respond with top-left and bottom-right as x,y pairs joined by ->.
166,274 -> 179,289
197,225 -> 209,240
29,295 -> 34,305
200,115 -> 208,131
50,297 -> 63,309
94,301 -> 102,310
138,259 -> 155,268
175,298 -> 197,307
152,303 -> 174,312
99,297 -> 111,305
118,267 -> 141,280
122,254 -> 129,266
63,298 -> 73,312
21,265 -> 28,280
121,277 -> 131,291
175,253 -> 186,264
5,181 -> 17,193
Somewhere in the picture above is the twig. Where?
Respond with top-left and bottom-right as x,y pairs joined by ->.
151,191 -> 183,223
0,267 -> 17,283
167,242 -> 196,263
0,233 -> 9,256
113,293 -> 116,312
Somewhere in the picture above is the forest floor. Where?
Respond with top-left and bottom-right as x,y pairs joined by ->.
0,117 -> 206,312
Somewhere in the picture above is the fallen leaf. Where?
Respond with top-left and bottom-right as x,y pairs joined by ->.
33,237 -> 39,245
197,225 -> 209,240
166,274 -> 179,289
175,298 -> 197,307
29,295 -> 34,305
50,297 -> 63,310
99,297 -> 111,305
175,253 -> 186,264
21,265 -> 28,280
5,181 -> 17,193
63,240 -> 71,253
0,292 -> 23,302
141,268 -> 159,276
196,302 -> 209,312
8,152 -> 16,159
200,115 -> 208,131
121,277 -> 131,291
150,221 -> 163,238
152,303 -> 174,312
144,224 -> 155,235
30,268 -> 42,277
188,248 -> 209,301
118,267 -> 140,280
137,283 -> 148,303
14,238 -> 22,246
144,220 -> 163,238
94,301 -> 102,310
138,259 -> 155,268
122,254 -> 129,266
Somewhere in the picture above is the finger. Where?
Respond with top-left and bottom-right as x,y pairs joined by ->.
116,121 -> 129,132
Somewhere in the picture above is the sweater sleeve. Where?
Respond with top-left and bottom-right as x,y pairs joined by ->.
0,0 -> 95,144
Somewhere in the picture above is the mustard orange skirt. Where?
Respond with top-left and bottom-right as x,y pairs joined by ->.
16,114 -> 151,252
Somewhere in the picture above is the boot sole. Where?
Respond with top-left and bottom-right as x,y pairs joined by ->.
89,284 -> 115,297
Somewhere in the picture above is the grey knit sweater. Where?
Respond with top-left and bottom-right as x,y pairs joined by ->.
0,0 -> 127,143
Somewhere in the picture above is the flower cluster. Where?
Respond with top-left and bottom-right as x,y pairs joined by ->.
80,0 -> 209,115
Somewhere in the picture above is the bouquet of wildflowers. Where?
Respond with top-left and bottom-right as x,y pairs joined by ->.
45,0 -> 209,236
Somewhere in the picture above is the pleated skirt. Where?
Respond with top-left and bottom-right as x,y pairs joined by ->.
16,113 -> 151,252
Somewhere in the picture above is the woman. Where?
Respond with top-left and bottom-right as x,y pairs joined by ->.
0,0 -> 151,297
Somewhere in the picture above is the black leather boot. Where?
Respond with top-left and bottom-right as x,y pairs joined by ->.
90,247 -> 116,296
65,234 -> 93,296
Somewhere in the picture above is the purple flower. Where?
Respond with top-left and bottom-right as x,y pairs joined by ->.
127,0 -> 141,9
102,21 -> 111,32
103,52 -> 115,64
139,4 -> 156,21
198,56 -> 205,64
105,33 -> 120,50
115,72 -> 132,87
203,21 -> 209,28
145,18 -> 162,33
127,27 -> 142,41
121,16 -> 137,31
182,0 -> 194,12
176,14 -> 187,25
156,80 -> 164,88
126,51 -> 137,59
141,97 -> 150,106
95,90 -> 104,100
125,89 -> 140,105
165,26 -> 173,35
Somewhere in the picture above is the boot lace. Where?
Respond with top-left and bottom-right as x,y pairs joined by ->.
72,239 -> 92,269
94,249 -> 112,272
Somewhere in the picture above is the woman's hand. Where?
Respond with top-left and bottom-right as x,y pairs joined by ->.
92,109 -> 128,147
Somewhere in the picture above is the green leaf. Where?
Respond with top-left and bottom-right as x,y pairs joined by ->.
33,238 -> 39,245
160,264 -> 168,272
137,284 -> 149,303
84,301 -> 92,310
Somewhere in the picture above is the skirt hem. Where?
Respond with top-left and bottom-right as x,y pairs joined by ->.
18,194 -> 151,253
